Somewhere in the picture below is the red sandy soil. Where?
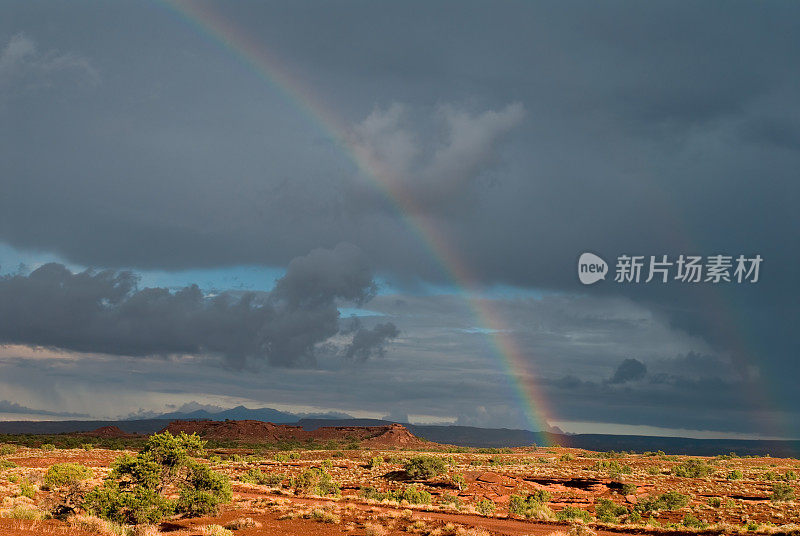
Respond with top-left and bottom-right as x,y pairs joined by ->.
3,435 -> 800,535
163,420 -> 427,448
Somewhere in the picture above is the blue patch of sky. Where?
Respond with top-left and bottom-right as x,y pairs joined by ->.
1,242 -> 554,303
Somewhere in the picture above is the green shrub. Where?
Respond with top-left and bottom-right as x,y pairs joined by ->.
449,472 -> 466,490
83,432 -> 229,524
727,469 -> 744,480
771,483 -> 795,502
508,491 -> 552,518
619,483 -> 637,495
637,491 -> 690,512
291,467 -> 340,496
475,498 -> 495,515
591,460 -> 631,475
0,459 -> 17,470
81,444 -> 94,451
556,506 -> 592,522
367,456 -> 383,469
595,498 -> 627,522
404,456 -> 446,480
19,480 -> 36,499
40,443 -> 55,451
672,459 -> 713,478
240,467 -> 283,486
0,444 -> 17,456
682,513 -> 706,528
359,485 -> 431,504
707,497 -> 722,507
44,463 -> 93,489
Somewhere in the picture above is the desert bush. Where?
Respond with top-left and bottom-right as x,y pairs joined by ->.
291,467 -> 340,496
619,482 -> 637,495
556,505 -> 592,522
591,460 -> 631,475
560,453 -> 575,461
449,472 -> 466,490
176,462 -> 232,516
40,443 -> 56,451
508,491 -> 552,518
82,444 -> 95,451
671,459 -> 713,478
0,444 -> 17,456
18,480 -> 36,499
404,455 -> 447,479
707,497 -> 722,507
239,467 -> 283,486
727,469 -> 743,480
0,459 -> 17,470
637,491 -> 690,512
474,498 -> 495,515
368,456 -> 384,469
83,432 -> 230,524
595,498 -> 627,523
771,482 -> 795,502
44,463 -> 93,489
360,484 -> 431,504
682,513 -> 706,528
439,493 -> 462,508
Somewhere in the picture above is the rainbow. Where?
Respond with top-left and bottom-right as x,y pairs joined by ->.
159,0 -> 554,441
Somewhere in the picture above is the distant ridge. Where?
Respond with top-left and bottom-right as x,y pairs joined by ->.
1,411 -> 798,457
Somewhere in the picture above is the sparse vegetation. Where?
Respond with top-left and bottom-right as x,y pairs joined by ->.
404,455 -> 447,479
291,467 -> 340,496
43,463 -> 93,489
771,482 -> 795,502
82,431 -> 231,524
671,459 -> 713,478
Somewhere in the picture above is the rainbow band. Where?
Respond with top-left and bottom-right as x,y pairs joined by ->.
160,0 -> 553,442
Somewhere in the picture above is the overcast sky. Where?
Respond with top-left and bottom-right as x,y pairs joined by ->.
1,1 -> 799,439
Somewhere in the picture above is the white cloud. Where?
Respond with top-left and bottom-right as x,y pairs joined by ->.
349,102 -> 525,210
0,33 -> 99,88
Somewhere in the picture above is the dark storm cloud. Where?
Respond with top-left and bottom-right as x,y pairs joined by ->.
0,400 -> 88,418
0,244 -> 390,367
342,320 -> 400,361
1,1 -> 799,434
607,358 -> 647,384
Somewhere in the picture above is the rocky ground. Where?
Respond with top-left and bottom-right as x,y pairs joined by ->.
0,423 -> 799,535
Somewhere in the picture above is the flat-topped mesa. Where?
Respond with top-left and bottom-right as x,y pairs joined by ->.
79,425 -> 134,438
161,419 -> 427,447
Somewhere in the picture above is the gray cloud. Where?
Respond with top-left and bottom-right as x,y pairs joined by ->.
607,358 -> 647,384
1,2 -> 798,436
0,244 -> 389,367
342,320 -> 400,361
0,399 -> 88,418
0,33 -> 98,90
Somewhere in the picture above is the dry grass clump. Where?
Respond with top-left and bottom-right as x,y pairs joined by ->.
131,525 -> 161,536
68,514 -> 132,536
311,507 -> 341,524
0,505 -> 46,520
364,521 -> 389,536
224,516 -> 262,529
199,525 -> 233,536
